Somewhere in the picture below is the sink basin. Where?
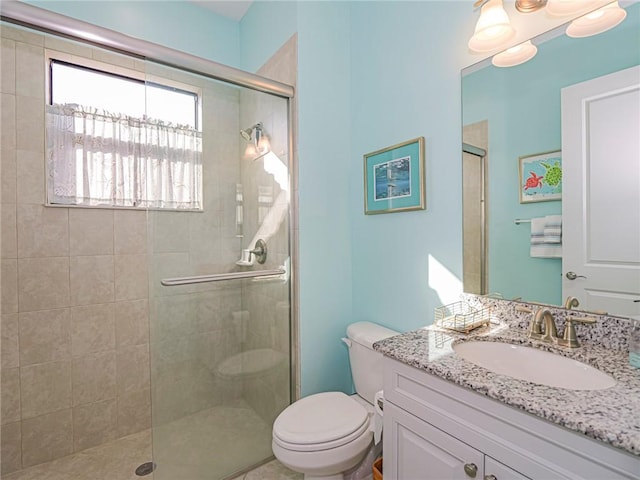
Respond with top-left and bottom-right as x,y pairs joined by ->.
453,341 -> 616,391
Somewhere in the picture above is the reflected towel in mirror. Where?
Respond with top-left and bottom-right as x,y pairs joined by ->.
530,216 -> 562,257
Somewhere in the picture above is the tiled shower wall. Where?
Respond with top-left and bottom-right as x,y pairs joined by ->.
0,25 -> 152,474
0,23 -> 244,474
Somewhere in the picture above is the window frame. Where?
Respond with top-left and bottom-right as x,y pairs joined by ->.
44,50 -> 204,211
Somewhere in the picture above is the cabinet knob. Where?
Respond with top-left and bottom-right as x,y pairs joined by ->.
464,463 -> 478,477
485,476 -> 498,480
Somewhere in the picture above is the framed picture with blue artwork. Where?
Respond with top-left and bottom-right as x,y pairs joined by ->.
519,150 -> 562,203
363,137 -> 425,215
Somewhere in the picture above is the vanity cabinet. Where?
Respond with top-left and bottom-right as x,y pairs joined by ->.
387,401 -> 529,479
383,357 -> 640,480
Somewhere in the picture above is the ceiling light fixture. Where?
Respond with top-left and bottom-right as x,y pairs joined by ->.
545,0 -> 601,16
566,1 -> 627,37
492,40 -> 538,67
468,0 -> 516,53
514,0 -> 548,14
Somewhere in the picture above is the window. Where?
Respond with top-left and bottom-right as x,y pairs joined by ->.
46,57 -> 203,210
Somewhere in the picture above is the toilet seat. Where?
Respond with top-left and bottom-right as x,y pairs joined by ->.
273,392 -> 370,452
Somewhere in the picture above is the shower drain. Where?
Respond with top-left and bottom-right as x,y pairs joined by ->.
135,462 -> 156,476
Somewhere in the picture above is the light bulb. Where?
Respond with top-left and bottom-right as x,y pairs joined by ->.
492,40 -> 538,67
566,1 -> 627,38
468,0 -> 516,53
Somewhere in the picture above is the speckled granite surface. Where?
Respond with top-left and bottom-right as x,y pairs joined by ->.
374,300 -> 640,457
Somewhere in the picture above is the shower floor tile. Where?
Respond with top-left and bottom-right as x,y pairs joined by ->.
3,412 -> 301,480
2,430 -> 153,480
152,403 -> 281,480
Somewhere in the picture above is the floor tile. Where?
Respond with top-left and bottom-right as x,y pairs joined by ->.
4,406 -> 301,480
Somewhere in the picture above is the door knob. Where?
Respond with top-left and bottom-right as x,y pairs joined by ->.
566,271 -> 587,280
464,463 -> 478,477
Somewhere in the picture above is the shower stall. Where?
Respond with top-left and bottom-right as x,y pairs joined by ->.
0,3 -> 295,479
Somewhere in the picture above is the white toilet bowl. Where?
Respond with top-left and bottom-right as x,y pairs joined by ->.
272,321 -> 399,480
272,392 -> 374,480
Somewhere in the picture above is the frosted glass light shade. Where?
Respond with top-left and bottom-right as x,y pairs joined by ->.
566,1 -> 627,37
492,41 -> 538,67
468,0 -> 516,53
546,0 -> 601,16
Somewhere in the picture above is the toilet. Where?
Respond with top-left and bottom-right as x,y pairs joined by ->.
272,322 -> 398,480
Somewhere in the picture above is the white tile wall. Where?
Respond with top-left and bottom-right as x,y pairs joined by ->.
0,26 -> 155,475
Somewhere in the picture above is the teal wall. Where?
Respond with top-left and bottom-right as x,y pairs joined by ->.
295,1 -> 354,396
25,0 -> 241,67
349,1 -> 472,335
463,4 -> 640,305
239,1 -> 297,73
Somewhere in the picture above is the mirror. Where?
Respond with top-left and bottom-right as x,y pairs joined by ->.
461,3 -> 640,318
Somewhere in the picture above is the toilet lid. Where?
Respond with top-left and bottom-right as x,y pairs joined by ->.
273,392 -> 369,450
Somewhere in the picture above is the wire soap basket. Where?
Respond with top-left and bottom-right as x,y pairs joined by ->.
434,301 -> 491,333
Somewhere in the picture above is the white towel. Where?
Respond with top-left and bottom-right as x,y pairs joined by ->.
530,216 -> 562,258
543,215 -> 562,244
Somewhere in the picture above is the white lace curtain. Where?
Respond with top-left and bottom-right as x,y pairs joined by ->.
46,104 -> 203,210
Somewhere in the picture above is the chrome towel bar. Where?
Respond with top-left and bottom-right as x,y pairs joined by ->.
161,268 -> 286,286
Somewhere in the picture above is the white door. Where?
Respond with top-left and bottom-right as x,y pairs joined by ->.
561,66 -> 640,318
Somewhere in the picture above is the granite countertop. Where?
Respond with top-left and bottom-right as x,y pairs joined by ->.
374,321 -> 640,457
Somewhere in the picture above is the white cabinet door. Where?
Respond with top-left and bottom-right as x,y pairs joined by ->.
485,456 -> 531,480
386,402 -> 484,480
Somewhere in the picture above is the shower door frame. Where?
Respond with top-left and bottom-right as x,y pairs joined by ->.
1,0 -> 299,426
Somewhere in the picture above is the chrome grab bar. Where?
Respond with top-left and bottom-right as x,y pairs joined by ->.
161,268 -> 286,286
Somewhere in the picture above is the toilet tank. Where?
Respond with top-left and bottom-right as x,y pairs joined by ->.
346,322 -> 398,404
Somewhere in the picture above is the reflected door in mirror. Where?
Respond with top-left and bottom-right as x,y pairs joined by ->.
562,66 -> 640,318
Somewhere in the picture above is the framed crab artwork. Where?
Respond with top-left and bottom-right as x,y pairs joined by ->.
518,150 -> 562,203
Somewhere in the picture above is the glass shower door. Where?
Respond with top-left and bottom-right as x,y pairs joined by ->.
143,60 -> 292,480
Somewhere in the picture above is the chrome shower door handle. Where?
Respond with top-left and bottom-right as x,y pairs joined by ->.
565,271 -> 587,280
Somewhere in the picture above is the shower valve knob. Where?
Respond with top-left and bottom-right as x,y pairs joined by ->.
249,239 -> 267,264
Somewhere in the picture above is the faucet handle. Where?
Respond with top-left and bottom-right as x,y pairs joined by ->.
515,305 -> 533,314
566,314 -> 597,325
558,315 -> 597,348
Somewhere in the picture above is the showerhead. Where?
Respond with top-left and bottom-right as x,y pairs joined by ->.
241,122 -> 269,160
240,127 -> 253,141
240,122 -> 263,142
